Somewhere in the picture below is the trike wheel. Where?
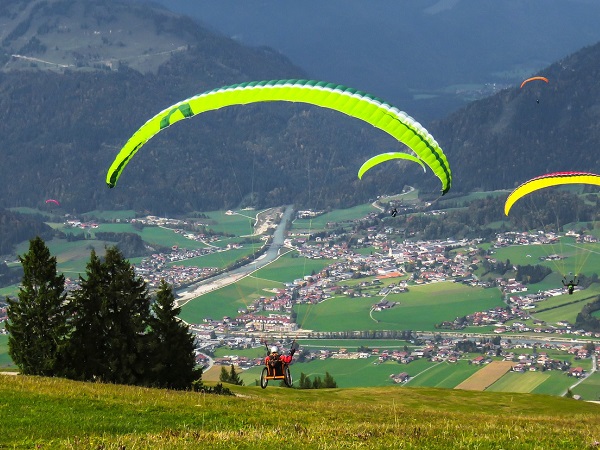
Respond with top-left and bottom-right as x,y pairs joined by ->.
284,365 -> 293,387
260,367 -> 269,389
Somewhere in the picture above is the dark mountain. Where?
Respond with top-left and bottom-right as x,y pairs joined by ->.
0,0 -> 400,215
154,0 -> 600,122
1,0 -> 600,217
429,42 -> 600,194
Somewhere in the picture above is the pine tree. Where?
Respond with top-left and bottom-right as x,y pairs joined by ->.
323,371 -> 337,388
6,237 -> 68,376
219,366 -> 229,382
101,247 -> 152,385
228,363 -> 243,386
63,249 -> 108,381
148,280 -> 198,389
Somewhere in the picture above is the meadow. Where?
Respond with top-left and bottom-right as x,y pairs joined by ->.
0,335 -> 16,369
530,283 -> 600,324
491,238 -> 600,278
486,370 -> 575,396
291,203 -> 378,231
1,373 -> 599,449
250,251 -> 332,283
178,276 -> 283,324
296,281 -> 503,332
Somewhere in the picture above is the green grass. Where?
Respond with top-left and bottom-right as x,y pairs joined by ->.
192,210 -> 259,236
491,239 -> 600,278
530,283 -> 600,324
573,371 -> 600,401
298,339 -> 413,350
291,203 -> 378,231
242,356 -> 434,388
406,360 -> 481,389
297,282 -> 503,332
178,276 -> 282,324
0,374 -> 599,449
251,251 -> 332,283
485,370 -> 577,397
168,246 -> 259,270
0,335 -> 16,369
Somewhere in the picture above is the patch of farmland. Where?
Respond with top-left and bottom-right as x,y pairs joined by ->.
485,371 -> 550,393
454,361 -> 514,391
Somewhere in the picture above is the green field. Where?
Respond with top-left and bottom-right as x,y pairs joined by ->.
0,335 -> 16,369
178,276 -> 283,324
297,282 -> 503,332
406,360 -> 481,389
486,370 -> 576,396
168,246 -> 259,270
251,251 -> 332,283
240,355 -> 435,388
529,283 -> 600,325
1,375 -> 599,449
298,339 -> 413,350
573,371 -> 600,401
292,203 -> 378,231
192,210 -> 259,236
491,238 -> 600,277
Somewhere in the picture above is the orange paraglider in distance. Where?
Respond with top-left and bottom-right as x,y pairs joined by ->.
520,76 -> 549,89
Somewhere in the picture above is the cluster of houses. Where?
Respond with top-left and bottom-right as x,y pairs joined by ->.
134,247 -> 226,289
0,302 -> 7,329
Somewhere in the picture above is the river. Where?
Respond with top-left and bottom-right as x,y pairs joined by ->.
176,205 -> 294,302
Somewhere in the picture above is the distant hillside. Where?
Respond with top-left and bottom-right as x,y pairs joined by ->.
0,0 -> 400,214
428,41 -> 600,194
0,374 -> 598,448
157,0 -> 600,122
0,0 -> 204,73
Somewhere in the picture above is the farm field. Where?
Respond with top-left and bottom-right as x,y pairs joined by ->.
195,209 -> 260,236
239,355 -> 434,388
13,238 -> 115,278
454,361 -> 514,391
296,281 -> 503,332
291,203 -> 378,231
406,360 -> 481,389
485,371 -> 576,397
298,339 -> 413,350
491,239 -> 600,278
0,335 -> 16,369
573,371 -> 600,401
529,283 -> 600,325
251,251 -> 333,283
168,245 -> 258,270
178,276 -> 283,324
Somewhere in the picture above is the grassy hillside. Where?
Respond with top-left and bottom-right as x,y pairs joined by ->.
0,374 -> 598,449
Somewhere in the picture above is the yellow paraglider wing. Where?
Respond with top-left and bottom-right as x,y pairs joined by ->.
504,172 -> 600,216
106,79 -> 451,194
358,152 -> 426,180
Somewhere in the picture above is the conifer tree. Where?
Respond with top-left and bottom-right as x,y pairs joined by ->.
323,371 -> 337,388
101,246 -> 152,385
64,249 -> 108,381
6,237 -> 68,376
148,280 -> 198,389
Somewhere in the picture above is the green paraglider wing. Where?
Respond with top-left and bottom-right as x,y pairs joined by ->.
106,79 -> 451,194
358,152 -> 426,180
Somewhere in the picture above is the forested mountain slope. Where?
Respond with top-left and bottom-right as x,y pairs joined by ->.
430,42 -> 600,194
